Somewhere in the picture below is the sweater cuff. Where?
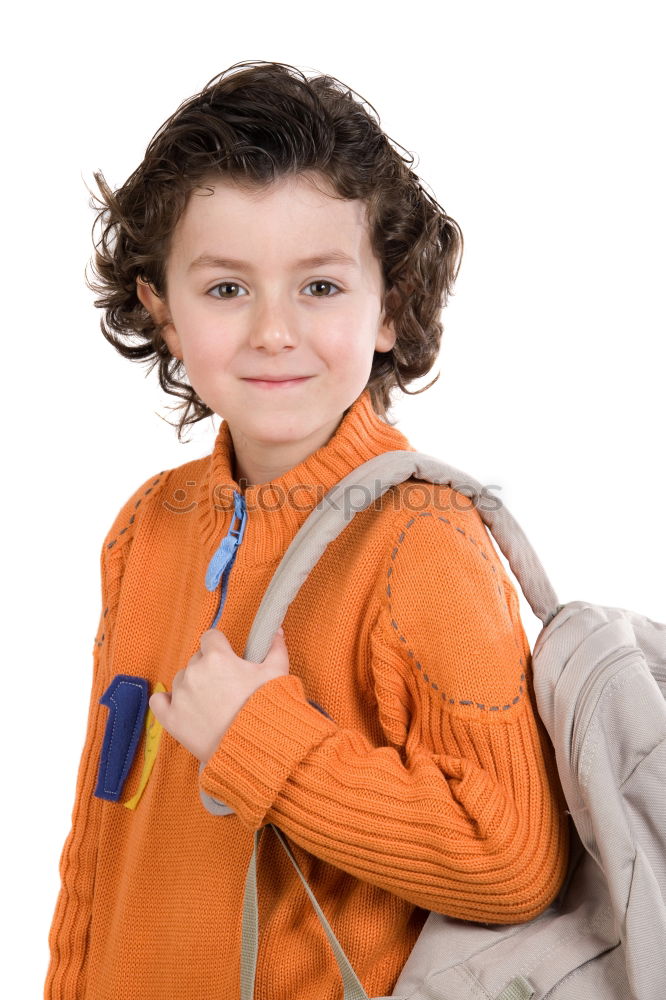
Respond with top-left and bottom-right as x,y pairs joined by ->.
198,673 -> 338,829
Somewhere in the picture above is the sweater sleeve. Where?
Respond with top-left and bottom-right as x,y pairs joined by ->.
44,471 -> 166,999
199,492 -> 569,924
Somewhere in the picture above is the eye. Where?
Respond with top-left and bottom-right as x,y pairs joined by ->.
207,282 -> 247,299
303,280 -> 342,297
206,279 -> 342,299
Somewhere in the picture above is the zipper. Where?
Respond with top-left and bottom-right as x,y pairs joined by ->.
570,645 -> 637,777
205,490 -> 248,629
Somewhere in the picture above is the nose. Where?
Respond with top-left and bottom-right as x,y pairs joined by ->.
248,292 -> 299,353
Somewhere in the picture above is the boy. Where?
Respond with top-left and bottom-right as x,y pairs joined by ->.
46,59 -> 568,999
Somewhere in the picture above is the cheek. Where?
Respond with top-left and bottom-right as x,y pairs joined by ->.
318,322 -> 378,366
183,331 -> 224,364
175,310 -> 233,369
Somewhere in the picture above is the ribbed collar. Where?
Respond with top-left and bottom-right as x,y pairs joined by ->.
198,388 -> 415,567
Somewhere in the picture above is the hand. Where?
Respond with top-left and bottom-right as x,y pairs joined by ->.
149,626 -> 290,766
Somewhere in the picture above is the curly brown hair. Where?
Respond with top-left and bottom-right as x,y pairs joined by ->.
87,59 -> 463,440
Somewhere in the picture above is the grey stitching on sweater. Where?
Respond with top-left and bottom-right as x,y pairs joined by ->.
387,509 -> 525,712
106,475 -> 165,551
391,513 -> 500,598
96,473 -> 165,648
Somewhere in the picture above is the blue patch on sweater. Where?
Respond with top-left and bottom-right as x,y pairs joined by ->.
95,675 -> 150,802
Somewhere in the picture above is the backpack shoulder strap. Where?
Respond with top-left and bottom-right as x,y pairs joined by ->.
242,449 -> 559,664
199,449 -> 559,815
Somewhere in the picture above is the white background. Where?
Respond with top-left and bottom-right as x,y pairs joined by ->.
3,0 -> 664,993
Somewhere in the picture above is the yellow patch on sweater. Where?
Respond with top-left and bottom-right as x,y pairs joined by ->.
123,682 -> 167,810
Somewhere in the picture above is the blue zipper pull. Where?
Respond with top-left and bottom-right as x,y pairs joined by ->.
206,491 -> 247,628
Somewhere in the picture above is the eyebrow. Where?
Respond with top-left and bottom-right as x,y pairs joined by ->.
187,250 -> 360,273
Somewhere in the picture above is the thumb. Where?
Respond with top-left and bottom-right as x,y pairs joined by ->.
149,690 -> 172,725
264,625 -> 288,663
270,626 -> 285,648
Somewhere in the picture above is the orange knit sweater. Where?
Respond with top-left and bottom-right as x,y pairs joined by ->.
45,388 -> 569,1000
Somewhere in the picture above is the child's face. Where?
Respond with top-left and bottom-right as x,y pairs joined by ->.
137,171 -> 396,482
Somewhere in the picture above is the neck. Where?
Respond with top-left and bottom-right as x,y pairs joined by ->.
228,415 -> 344,488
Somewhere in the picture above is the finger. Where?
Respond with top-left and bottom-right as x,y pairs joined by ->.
199,628 -> 231,650
149,691 -> 172,725
262,627 -> 289,669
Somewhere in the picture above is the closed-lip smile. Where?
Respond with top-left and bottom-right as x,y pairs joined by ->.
242,375 -> 313,387
243,375 -> 312,381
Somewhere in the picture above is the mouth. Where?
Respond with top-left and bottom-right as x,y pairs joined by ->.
242,376 -> 313,389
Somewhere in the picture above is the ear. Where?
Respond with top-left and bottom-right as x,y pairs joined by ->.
375,285 -> 399,353
136,276 -> 184,361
